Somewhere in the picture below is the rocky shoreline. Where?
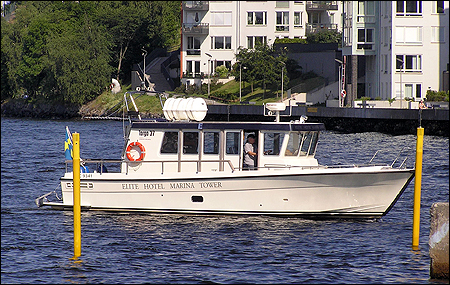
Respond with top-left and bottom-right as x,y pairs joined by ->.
1,98 -> 161,119
1,99 -> 80,119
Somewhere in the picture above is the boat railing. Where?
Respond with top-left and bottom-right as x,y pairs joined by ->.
263,163 -> 389,170
65,158 -> 236,174
368,147 -> 411,169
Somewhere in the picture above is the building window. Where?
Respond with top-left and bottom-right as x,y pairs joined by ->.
211,36 -> 231,49
395,26 -> 422,44
276,11 -> 289,31
396,55 -> 422,72
214,61 -> 232,72
187,37 -> 201,55
431,26 -> 446,42
396,1 -> 422,16
432,1 -> 445,13
211,12 -> 232,26
276,1 -> 289,8
247,36 -> 267,49
294,12 -> 302,27
357,28 -> 374,49
310,12 -> 320,23
186,60 -> 201,77
383,26 -> 391,46
404,84 -> 422,99
247,11 -> 267,25
416,84 -> 422,98
357,1 -> 375,23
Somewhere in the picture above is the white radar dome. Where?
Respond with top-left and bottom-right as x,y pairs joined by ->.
266,102 -> 286,111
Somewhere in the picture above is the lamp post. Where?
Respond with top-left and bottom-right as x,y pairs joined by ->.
141,48 -> 147,90
396,57 -> 404,109
205,52 -> 212,98
335,58 -> 343,107
239,62 -> 247,103
279,61 -> 285,101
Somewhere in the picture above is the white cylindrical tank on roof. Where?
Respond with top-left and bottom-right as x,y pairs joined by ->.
162,97 -> 208,122
189,98 -> 208,122
163,97 -> 175,121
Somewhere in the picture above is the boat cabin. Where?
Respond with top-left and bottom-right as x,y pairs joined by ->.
121,120 -> 325,174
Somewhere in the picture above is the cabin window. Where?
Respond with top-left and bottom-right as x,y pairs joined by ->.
204,132 -> 219,154
161,132 -> 178,154
226,132 -> 240,154
183,132 -> 199,154
263,132 -> 283,155
299,132 -> 319,156
308,132 -> 319,156
285,132 -> 301,156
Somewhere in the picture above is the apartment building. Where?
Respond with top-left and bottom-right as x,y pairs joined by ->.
180,1 -> 342,87
342,1 -> 449,106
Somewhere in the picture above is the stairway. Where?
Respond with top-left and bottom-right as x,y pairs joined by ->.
144,57 -> 173,92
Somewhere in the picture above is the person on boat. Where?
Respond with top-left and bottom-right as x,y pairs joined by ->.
243,134 -> 257,170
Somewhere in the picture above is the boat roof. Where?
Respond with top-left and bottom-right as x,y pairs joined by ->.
131,120 -> 326,132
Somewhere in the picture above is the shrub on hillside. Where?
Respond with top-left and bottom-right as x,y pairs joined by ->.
426,90 -> 449,102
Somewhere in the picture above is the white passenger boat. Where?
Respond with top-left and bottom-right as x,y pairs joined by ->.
36,92 -> 415,218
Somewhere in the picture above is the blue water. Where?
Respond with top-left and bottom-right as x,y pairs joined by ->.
1,117 -> 449,284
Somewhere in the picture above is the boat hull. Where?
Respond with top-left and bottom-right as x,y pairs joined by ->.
50,167 -> 415,218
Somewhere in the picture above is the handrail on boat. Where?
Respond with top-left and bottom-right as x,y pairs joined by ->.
368,147 -> 411,169
65,158 -> 236,174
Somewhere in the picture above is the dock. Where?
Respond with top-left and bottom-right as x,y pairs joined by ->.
205,105 -> 449,136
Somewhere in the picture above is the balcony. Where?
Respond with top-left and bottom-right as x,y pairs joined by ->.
306,23 -> 338,34
306,1 -> 338,11
182,23 -> 209,34
183,1 -> 209,11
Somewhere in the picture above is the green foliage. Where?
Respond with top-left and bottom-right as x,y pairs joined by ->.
1,1 -> 180,105
307,29 -> 342,46
274,38 -> 307,44
232,44 -> 288,94
426,90 -> 449,102
215,65 -> 229,78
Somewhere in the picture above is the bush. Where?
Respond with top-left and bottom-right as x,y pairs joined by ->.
215,65 -> 229,78
274,38 -> 308,44
426,90 -> 449,102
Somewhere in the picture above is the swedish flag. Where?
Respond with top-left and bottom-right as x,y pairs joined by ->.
64,126 -> 73,160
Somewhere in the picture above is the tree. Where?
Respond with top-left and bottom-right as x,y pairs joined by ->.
1,1 -> 181,105
47,13 -> 112,104
232,44 -> 288,96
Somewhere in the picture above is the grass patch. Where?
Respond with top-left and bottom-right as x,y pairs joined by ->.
85,76 -> 325,116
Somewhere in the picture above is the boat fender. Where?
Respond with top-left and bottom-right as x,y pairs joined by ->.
126,142 -> 146,161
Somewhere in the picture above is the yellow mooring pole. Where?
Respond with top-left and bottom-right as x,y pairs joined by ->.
72,133 -> 81,258
412,127 -> 424,250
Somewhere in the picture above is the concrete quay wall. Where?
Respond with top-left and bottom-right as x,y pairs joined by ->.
205,105 -> 449,136
429,202 -> 449,280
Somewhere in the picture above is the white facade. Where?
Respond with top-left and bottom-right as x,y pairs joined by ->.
342,1 -> 449,102
181,1 -> 342,86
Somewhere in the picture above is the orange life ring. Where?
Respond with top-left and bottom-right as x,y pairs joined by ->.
126,142 -> 145,161
341,90 -> 347,98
